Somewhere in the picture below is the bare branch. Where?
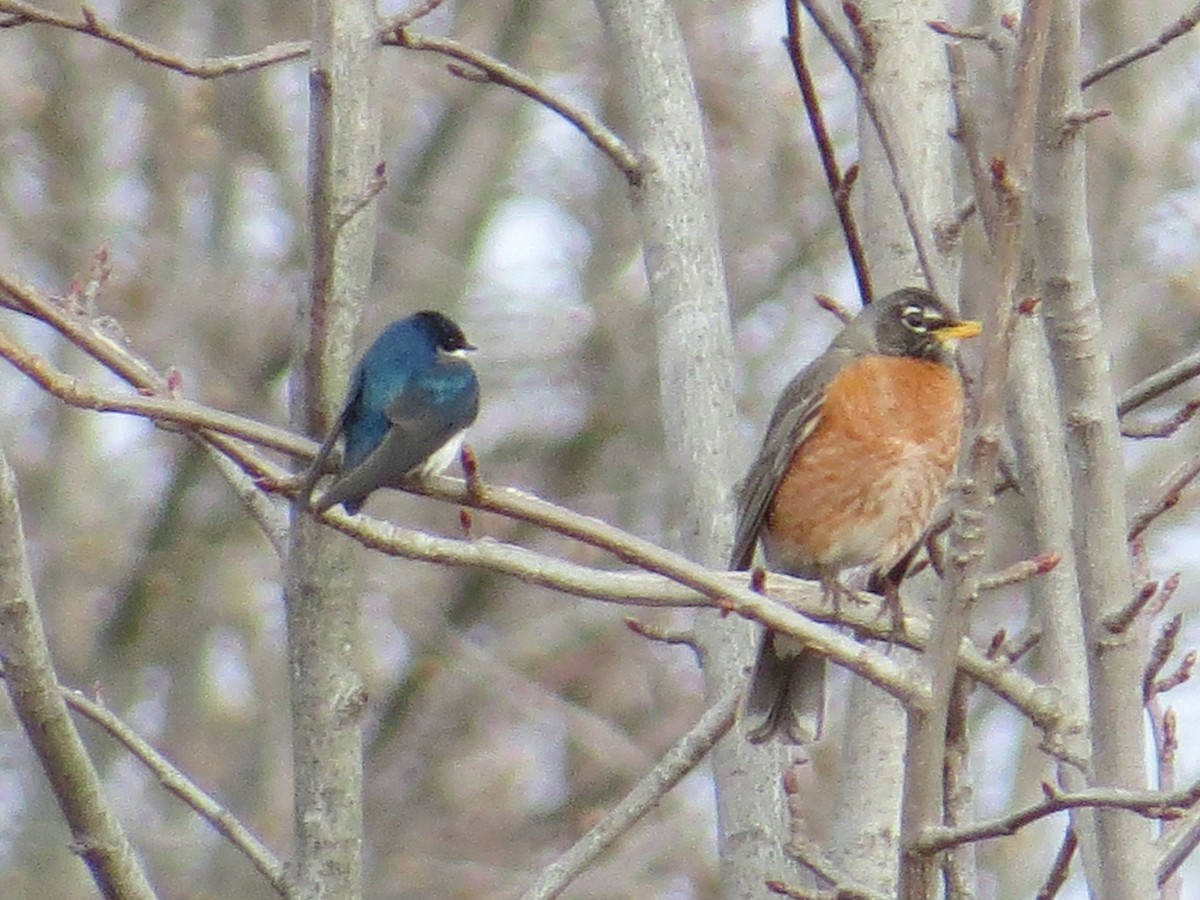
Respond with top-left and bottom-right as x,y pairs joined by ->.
385,27 -> 644,184
1143,615 -> 1183,703
1103,579 -> 1160,635
783,1 -> 872,304
774,839 -> 889,900
1159,807 -> 1200,885
798,0 -> 945,297
519,689 -> 738,900
912,779 -> 1200,855
0,326 -> 310,458
1081,2 -> 1200,90
1118,347 -> 1200,416
50,680 -> 291,894
1121,397 -> 1200,439
946,42 -> 1000,246
1127,453 -> 1200,542
0,0 -> 307,77
624,618 -> 703,658
379,0 -> 448,30
0,451 -> 156,899
1034,828 -> 1077,900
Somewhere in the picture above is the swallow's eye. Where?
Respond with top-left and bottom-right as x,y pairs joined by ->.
900,305 -> 929,332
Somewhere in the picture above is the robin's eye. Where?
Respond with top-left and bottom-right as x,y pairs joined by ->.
900,306 -> 928,332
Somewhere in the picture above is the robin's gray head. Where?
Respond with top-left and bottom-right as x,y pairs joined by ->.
838,287 -> 981,364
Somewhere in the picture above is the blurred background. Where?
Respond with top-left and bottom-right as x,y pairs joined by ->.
0,1 -> 1198,897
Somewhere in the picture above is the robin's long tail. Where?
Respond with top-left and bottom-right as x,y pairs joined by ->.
744,629 -> 825,745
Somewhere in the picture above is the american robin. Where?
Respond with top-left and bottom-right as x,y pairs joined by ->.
730,287 -> 981,744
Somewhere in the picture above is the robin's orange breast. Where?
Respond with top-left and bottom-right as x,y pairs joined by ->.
762,354 -> 965,577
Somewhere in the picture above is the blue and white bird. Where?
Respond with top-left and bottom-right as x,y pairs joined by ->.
304,311 -> 480,515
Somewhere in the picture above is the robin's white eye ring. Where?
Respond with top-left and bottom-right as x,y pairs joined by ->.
900,306 -> 928,331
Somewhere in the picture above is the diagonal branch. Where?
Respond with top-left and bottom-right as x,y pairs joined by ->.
519,689 -> 738,900
1081,1 -> 1200,90
0,0 -> 307,77
783,0 -> 872,304
50,678 -> 290,895
0,449 -> 156,899
1117,347 -> 1200,416
912,779 -> 1200,855
798,0 -> 945,298
385,26 -> 644,184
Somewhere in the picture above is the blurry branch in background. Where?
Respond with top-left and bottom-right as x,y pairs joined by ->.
1081,1 -> 1200,90
54,680 -> 291,895
384,26 -> 644,184
783,0 -> 872,304
519,689 -> 738,900
0,0 -> 306,77
0,451 -> 157,900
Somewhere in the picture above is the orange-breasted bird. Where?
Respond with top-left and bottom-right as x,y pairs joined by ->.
730,287 -> 981,743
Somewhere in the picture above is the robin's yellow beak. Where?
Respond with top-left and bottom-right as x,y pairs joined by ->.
933,320 -> 982,343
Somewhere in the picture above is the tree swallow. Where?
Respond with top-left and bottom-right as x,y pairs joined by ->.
303,310 -> 479,515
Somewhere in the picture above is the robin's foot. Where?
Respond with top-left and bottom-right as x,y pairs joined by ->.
879,581 -> 906,638
819,578 -> 862,618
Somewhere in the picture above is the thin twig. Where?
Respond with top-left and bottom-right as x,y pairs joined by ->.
778,839 -> 889,900
379,0 -> 448,30
53,680 -> 291,894
1118,348 -> 1200,416
1082,1 -> 1200,90
913,778 -> 1200,854
624,618 -> 703,657
1034,828 -> 1077,900
1159,806 -> 1200,885
0,454 -> 156,899
0,0 -> 307,77
1103,579 -> 1159,635
980,551 -> 1061,591
1143,615 -> 1182,704
1127,453 -> 1200,541
798,1 -> 945,297
386,27 -> 643,184
783,1 -> 872,304
1121,397 -> 1200,438
519,689 -> 738,900
946,42 -> 999,246
0,327 -> 309,457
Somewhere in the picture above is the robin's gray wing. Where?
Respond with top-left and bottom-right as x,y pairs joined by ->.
728,345 -> 854,570
313,382 -> 466,515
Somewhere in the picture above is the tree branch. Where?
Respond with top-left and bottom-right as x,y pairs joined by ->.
1117,347 -> 1200,416
1081,1 -> 1200,90
912,779 -> 1200,855
798,0 -> 946,297
519,689 -> 738,900
384,26 -> 644,184
783,1 -> 872,304
0,0 -> 306,77
0,448 -> 156,899
47,678 -> 290,894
